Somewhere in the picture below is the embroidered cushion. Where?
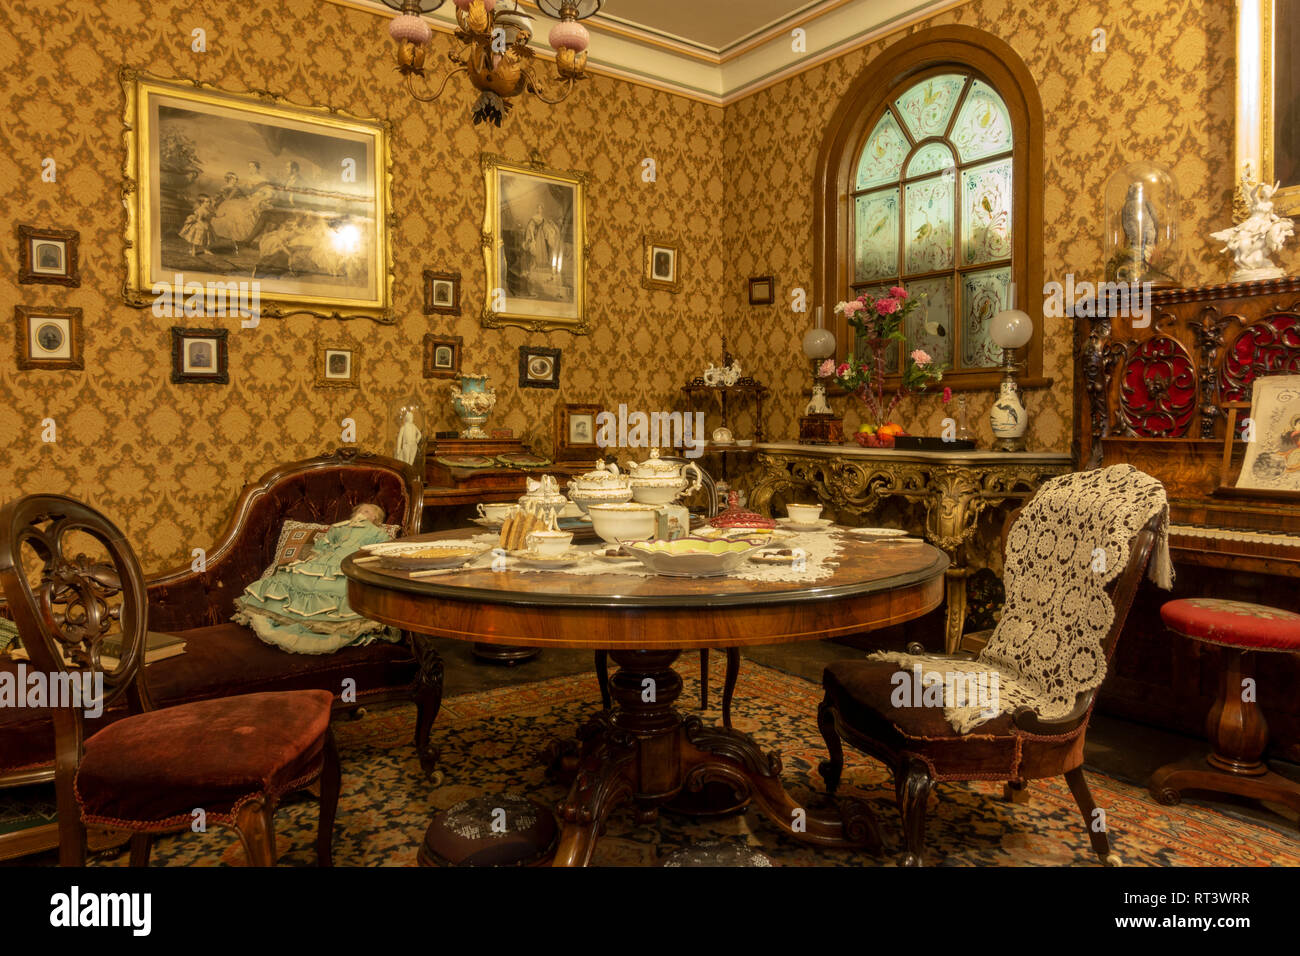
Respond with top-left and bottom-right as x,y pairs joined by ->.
1161,598 -> 1300,651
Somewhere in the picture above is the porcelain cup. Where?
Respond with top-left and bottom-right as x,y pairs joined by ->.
478,502 -> 515,522
526,529 -> 573,556
785,503 -> 824,524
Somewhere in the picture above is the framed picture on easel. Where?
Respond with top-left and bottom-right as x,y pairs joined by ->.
1219,374 -> 1300,499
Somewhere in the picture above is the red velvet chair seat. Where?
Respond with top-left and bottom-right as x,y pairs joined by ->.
75,690 -> 333,827
1160,598 -> 1300,651
822,660 -> 1022,781
0,624 -> 416,774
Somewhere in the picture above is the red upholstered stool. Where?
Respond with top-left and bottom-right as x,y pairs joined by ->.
1149,598 -> 1300,819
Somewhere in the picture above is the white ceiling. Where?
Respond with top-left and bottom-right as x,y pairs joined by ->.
598,0 -> 828,53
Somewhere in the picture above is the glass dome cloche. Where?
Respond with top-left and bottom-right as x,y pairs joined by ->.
1103,161 -> 1182,289
387,397 -> 427,477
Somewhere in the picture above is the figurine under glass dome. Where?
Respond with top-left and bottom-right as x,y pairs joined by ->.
1104,161 -> 1181,289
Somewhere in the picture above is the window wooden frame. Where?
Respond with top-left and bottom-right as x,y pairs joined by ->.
814,26 -> 1047,392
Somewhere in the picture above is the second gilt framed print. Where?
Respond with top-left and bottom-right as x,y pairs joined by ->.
481,153 -> 588,334
316,343 -> 360,388
121,69 -> 395,323
641,234 -> 681,293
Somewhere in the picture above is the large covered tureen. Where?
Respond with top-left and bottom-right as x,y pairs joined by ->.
625,449 -> 703,506
566,460 -> 632,513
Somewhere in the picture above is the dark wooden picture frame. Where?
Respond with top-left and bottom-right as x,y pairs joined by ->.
748,275 -> 775,305
641,234 -> 681,293
316,343 -> 360,389
170,327 -> 229,384
15,305 -> 84,370
18,225 -> 80,287
553,402 -> 603,461
423,270 -> 461,316
423,333 -> 462,379
519,345 -> 561,389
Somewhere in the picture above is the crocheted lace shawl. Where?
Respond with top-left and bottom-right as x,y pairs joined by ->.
870,465 -> 1172,734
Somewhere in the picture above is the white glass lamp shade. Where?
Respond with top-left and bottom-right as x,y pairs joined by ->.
989,309 -> 1033,350
801,327 -> 836,361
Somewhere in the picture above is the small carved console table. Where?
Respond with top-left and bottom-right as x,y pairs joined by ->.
749,442 -> 1072,652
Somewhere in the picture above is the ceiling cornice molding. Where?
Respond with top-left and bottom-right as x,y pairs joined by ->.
329,0 -> 970,105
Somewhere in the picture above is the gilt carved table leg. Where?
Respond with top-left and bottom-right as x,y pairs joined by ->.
550,649 -> 880,866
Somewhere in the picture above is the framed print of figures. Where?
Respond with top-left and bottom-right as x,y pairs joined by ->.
1239,1 -> 1300,214
423,270 -> 461,315
748,275 -> 775,305
641,235 -> 681,293
316,343 -> 359,388
171,327 -> 229,384
121,69 -> 394,323
423,334 -> 462,379
554,403 -> 602,461
15,306 -> 83,370
481,153 -> 588,334
18,226 -> 79,286
1236,374 -> 1300,490
519,345 -> 561,389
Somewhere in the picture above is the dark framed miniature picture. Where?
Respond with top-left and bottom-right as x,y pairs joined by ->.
171,327 -> 229,384
15,305 -> 84,370
519,345 -> 561,389
748,275 -> 775,305
18,225 -> 80,287
423,334 -> 462,379
423,270 -> 461,316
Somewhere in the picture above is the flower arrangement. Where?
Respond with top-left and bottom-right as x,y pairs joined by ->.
817,286 -> 945,433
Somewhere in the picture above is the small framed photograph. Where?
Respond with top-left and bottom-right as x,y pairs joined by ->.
18,226 -> 79,287
423,334 -> 462,379
15,306 -> 83,370
519,345 -> 561,389
171,327 -> 229,384
748,275 -> 775,305
423,270 -> 461,316
641,235 -> 681,293
316,343 -> 360,388
554,403 -> 602,461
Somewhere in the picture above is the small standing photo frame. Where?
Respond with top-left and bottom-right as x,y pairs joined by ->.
423,334 -> 462,379
18,226 -> 80,287
171,327 -> 229,384
641,235 -> 681,293
15,306 -> 84,370
748,275 -> 775,305
423,270 -> 461,316
554,403 -> 602,461
316,343 -> 360,389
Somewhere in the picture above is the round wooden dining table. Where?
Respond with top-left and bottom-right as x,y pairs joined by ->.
343,528 -> 948,867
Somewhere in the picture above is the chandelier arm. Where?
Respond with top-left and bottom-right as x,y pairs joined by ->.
404,65 -> 468,103
526,73 -> 577,105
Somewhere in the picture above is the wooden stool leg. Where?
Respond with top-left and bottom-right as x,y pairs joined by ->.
1150,649 -> 1300,818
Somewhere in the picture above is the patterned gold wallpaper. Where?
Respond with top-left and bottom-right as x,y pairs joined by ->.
0,0 -> 728,568
724,0 -> 1300,448
2,0 -> 1291,569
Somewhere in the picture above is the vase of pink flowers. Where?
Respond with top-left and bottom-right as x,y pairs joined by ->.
817,286 -> 944,442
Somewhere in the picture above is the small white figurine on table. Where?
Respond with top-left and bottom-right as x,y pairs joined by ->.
1211,178 -> 1295,283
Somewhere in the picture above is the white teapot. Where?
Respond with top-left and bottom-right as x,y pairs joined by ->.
566,460 -> 633,513
626,449 -> 703,506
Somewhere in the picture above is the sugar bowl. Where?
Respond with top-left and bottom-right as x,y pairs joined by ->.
566,460 -> 633,513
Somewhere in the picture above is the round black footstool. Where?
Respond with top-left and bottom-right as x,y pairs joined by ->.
419,794 -> 558,867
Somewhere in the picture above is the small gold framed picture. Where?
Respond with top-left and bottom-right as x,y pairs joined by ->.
317,344 -> 360,388
18,226 -> 79,287
15,306 -> 83,370
171,327 -> 228,384
641,235 -> 681,293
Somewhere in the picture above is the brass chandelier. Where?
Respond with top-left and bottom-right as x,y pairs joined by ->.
381,0 -> 602,126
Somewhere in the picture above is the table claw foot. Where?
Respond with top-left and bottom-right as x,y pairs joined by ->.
553,732 -> 637,867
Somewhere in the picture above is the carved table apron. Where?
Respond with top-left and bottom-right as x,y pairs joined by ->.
343,529 -> 947,867
747,443 -> 1072,653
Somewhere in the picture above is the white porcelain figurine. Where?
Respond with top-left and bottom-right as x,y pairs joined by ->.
1210,178 -> 1295,283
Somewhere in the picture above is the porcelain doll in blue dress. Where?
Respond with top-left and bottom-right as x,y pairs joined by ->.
234,503 -> 400,654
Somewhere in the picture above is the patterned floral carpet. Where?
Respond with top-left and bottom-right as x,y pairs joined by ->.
93,653 -> 1300,867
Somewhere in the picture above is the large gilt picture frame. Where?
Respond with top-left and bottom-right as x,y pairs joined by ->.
481,153 -> 589,334
1241,1 -> 1300,215
120,68 -> 395,323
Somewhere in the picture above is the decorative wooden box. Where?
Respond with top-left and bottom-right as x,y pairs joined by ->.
798,415 -> 843,445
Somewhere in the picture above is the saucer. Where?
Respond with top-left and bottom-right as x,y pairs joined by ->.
777,517 -> 834,532
847,527 -> 909,539
470,516 -> 504,529
512,548 -> 584,569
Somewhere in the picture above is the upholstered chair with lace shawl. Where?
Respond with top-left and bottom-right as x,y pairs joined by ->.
817,465 -> 1171,866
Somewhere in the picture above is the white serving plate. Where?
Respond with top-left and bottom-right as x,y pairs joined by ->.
846,527 -> 909,539
776,517 -> 834,532
511,548 -> 585,569
623,536 -> 768,577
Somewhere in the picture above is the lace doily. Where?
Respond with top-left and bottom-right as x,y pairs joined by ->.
870,465 -> 1172,734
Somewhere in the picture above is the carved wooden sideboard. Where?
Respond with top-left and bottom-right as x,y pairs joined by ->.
1073,276 -> 1300,759
748,442 -> 1071,653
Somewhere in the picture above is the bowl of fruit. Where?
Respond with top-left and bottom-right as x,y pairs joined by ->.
854,422 -> 907,448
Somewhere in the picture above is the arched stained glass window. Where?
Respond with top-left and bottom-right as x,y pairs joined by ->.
849,72 -> 1015,373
